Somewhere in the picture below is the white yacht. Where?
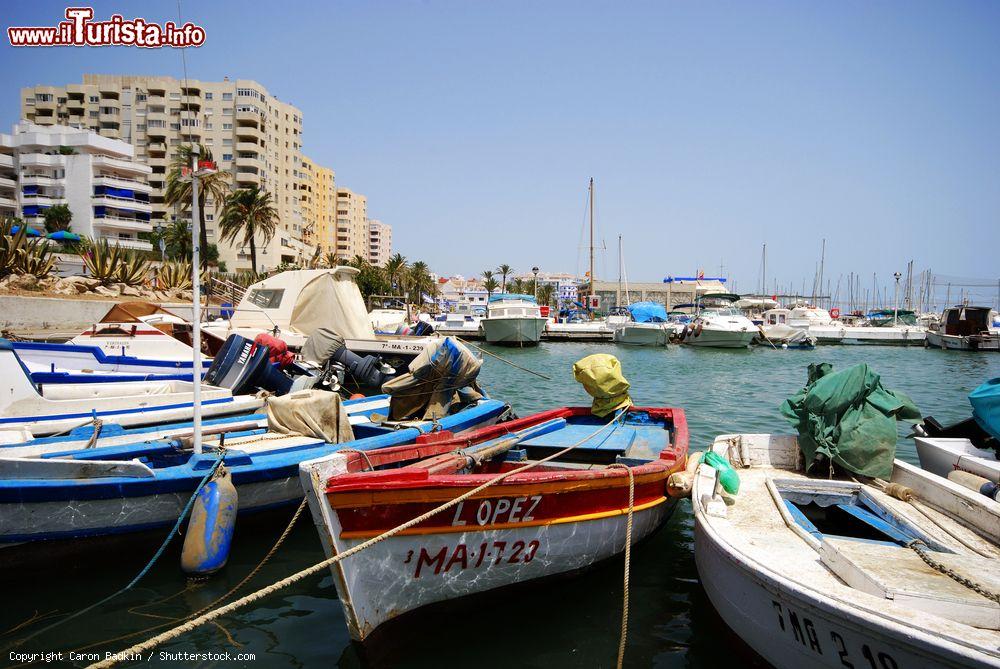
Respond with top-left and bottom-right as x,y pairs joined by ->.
480,294 -> 548,346
925,305 -> 1000,352
680,294 -> 757,349
432,303 -> 485,338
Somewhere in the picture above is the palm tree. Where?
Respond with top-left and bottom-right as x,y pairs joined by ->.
407,260 -> 432,304
165,145 -> 230,270
218,186 -> 278,272
482,276 -> 499,295
384,253 -> 408,295
42,204 -> 73,233
537,283 -> 556,308
496,264 -> 514,292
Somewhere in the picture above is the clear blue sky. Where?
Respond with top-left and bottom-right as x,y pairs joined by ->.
2,0 -> 998,298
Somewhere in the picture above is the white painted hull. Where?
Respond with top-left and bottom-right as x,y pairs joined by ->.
683,327 -> 756,349
694,521 -> 994,669
812,325 -> 926,346
613,323 -> 668,346
300,450 -> 676,642
481,317 -> 547,345
914,437 -> 1000,483
926,331 -> 1000,352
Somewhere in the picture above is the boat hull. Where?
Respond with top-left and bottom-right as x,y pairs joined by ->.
914,436 -> 1000,482
481,317 -> 547,345
613,324 -> 668,346
694,518 -> 996,669
683,327 -> 756,349
926,331 -> 1000,351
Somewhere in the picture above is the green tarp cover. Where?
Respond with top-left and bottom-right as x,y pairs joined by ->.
780,363 -> 920,479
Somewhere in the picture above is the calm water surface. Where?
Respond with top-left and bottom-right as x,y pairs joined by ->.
4,345 -> 998,668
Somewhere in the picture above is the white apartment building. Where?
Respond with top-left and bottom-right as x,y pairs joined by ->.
21,74 -> 320,271
367,219 -> 392,266
0,121 -> 153,250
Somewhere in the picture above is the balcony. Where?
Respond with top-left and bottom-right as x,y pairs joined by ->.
22,193 -> 63,207
0,195 -> 16,209
92,194 -> 153,213
235,109 -> 265,125
20,174 -> 56,187
235,155 -> 265,172
93,216 -> 151,233
0,175 -> 17,189
100,236 -> 152,251
236,141 -> 261,153
92,155 -> 152,175
235,170 -> 262,186
147,142 -> 167,156
0,154 -> 13,168
33,98 -> 56,111
93,174 -> 152,193
99,111 -> 120,123
19,153 -> 66,168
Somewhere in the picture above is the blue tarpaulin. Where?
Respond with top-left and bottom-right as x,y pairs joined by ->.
46,230 -> 81,241
628,301 -> 668,323
970,378 -> 1000,442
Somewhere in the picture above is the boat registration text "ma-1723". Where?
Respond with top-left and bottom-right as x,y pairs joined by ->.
405,540 -> 541,577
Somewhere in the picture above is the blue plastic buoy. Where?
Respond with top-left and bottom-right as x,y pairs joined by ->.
181,464 -> 239,577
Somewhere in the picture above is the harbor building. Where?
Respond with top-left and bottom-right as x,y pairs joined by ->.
587,276 -> 728,310
368,219 -> 392,266
20,74 -> 324,271
0,121 -> 152,250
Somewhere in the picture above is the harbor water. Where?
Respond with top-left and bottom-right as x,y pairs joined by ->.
4,344 -> 999,668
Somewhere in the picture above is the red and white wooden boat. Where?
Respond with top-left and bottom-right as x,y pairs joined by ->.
299,405 -> 689,642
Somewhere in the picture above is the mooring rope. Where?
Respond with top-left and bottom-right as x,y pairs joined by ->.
608,463 -> 636,669
7,456 -> 225,649
456,336 -> 552,380
88,409 -> 629,669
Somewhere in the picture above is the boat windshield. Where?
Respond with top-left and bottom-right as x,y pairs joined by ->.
702,307 -> 739,317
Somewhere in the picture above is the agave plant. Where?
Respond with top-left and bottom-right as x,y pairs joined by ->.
116,249 -> 151,287
0,219 -> 29,278
83,239 -> 124,285
19,239 -> 56,279
156,260 -> 193,290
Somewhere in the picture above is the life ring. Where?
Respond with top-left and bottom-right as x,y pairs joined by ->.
830,308 -> 841,319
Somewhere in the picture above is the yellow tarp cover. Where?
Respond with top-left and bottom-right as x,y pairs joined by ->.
572,354 -> 633,417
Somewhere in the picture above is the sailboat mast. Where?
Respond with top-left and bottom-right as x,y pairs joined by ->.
617,234 -> 622,308
762,243 -> 767,300
589,178 -> 595,306
818,238 -> 826,307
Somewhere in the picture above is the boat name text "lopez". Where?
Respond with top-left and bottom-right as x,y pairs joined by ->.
772,600 -> 900,669
450,495 -> 543,526
406,540 -> 541,577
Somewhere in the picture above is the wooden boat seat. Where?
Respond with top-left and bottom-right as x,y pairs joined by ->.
820,537 -> 1000,630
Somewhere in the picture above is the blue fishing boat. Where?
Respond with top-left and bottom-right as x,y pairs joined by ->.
0,397 -> 509,564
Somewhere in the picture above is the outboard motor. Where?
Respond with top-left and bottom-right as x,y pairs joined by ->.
412,320 -> 435,336
204,334 -> 312,396
300,327 -> 392,392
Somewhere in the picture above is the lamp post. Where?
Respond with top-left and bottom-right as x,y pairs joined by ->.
532,266 -> 539,301
153,222 -> 166,261
893,272 -> 902,326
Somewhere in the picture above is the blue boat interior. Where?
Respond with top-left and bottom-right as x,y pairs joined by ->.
514,411 -> 673,465
774,481 -> 950,551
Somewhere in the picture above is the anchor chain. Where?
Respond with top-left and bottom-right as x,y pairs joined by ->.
907,540 -> 1000,603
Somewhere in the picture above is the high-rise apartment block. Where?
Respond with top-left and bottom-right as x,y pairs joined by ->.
1,121 -> 152,249
368,219 -> 392,265
21,75 -> 314,271
330,187 -> 367,262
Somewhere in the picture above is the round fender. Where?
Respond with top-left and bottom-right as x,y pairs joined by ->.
694,322 -> 704,337
679,324 -> 689,341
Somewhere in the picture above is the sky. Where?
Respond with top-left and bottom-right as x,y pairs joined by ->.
2,0 -> 998,301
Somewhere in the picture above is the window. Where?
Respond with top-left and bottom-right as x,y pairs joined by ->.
205,214 -> 214,221
223,123 -> 232,130
25,97 -> 35,105
223,108 -> 233,116
137,124 -> 146,131
247,288 -> 283,309
58,97 -> 67,104
222,153 -> 233,161
222,93 -> 233,101
204,122 -> 213,130
89,96 -> 99,103
169,92 -> 180,100
89,111 -> 99,118
222,138 -> 232,146
170,123 -> 180,130
136,93 -> 147,101
204,92 -> 213,100
147,119 -> 165,128
36,93 -> 53,102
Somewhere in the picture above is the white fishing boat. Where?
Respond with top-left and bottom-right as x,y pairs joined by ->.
914,379 -> 1000,483
693,433 -> 1000,669
914,437 -> 999,483
763,305 -> 927,346
368,295 -> 410,334
432,303 -> 485,338
925,306 -> 1000,352
480,294 -> 548,346
679,294 -> 757,349
0,340 -> 262,438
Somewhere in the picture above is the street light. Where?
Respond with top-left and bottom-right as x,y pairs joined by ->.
893,272 -> 902,326
532,266 -> 539,300
153,222 -> 166,261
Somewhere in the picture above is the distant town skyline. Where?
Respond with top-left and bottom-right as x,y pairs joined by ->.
2,1 -> 997,300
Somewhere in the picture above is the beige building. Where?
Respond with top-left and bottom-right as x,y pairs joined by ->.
587,277 -> 728,311
20,74 -> 323,271
330,187 -> 367,262
305,160 -> 337,258
367,219 -> 392,266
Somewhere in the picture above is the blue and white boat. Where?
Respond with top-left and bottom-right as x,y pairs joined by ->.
0,397 -> 508,564
0,339 -> 262,439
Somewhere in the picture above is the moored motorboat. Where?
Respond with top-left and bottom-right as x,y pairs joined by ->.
679,294 -> 757,349
612,302 -> 670,346
915,377 -> 1000,483
300,403 -> 688,642
480,293 -> 548,346
926,306 -> 1000,352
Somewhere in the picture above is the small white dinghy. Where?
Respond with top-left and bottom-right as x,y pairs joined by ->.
693,433 -> 1000,669
914,437 -> 1000,484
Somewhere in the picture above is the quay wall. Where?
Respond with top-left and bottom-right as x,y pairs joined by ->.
0,295 -> 220,334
